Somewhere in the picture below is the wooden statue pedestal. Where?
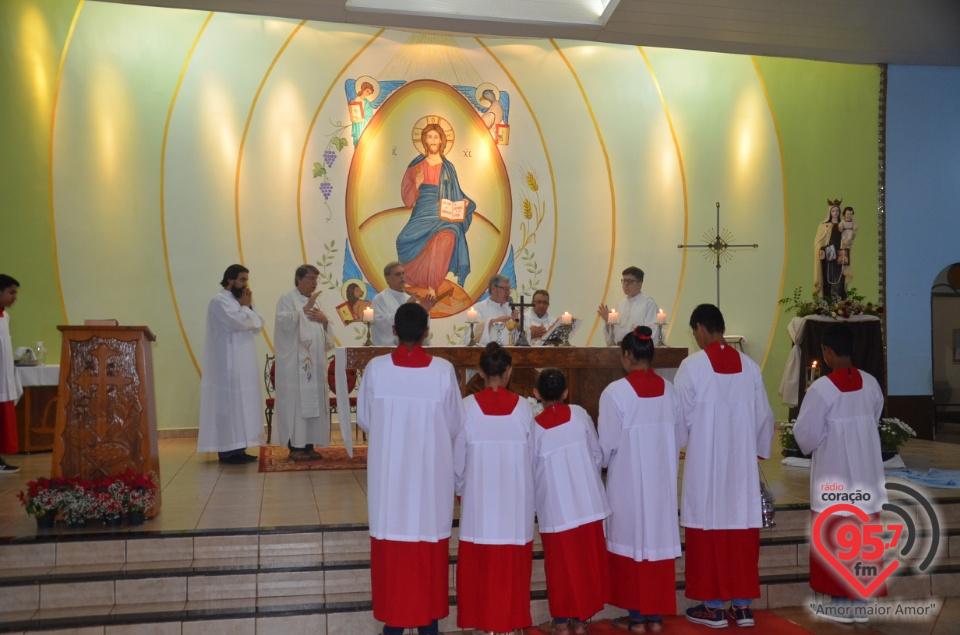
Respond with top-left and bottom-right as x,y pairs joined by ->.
53,326 -> 161,516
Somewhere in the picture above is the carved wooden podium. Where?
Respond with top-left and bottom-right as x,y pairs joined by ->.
52,326 -> 161,515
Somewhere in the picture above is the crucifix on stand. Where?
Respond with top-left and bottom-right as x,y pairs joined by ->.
677,202 -> 759,309
509,294 -> 532,346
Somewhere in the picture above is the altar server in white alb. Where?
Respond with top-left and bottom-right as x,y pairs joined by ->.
454,343 -> 536,634
273,265 -> 334,461
524,289 -> 554,345
533,368 -> 610,634
0,274 -> 21,473
598,266 -> 659,346
370,261 -> 435,346
357,303 -> 464,635
675,304 -> 774,629
198,265 -> 265,464
599,326 -> 685,634
793,324 -> 887,622
465,274 -> 517,346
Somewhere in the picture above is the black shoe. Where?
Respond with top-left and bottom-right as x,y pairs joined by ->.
219,454 -> 249,465
240,452 -> 258,462
0,461 -> 19,474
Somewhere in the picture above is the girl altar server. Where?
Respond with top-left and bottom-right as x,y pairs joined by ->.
454,342 -> 536,634
533,368 -> 611,635
599,326 -> 686,634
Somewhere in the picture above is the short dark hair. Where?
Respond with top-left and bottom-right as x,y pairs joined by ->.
0,274 -> 20,291
532,289 -> 549,301
537,368 -> 566,401
479,342 -> 512,378
220,264 -> 249,288
394,303 -> 428,343
822,324 -> 854,358
294,264 -> 320,286
621,325 -> 655,362
383,261 -> 402,278
843,206 -> 855,215
689,303 -> 725,334
622,266 -> 644,282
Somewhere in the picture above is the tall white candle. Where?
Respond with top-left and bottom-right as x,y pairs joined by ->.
467,306 -> 478,321
362,307 -> 374,323
656,309 -> 667,324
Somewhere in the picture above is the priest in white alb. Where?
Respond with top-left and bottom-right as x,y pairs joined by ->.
598,266 -> 659,346
357,303 -> 464,635
674,304 -> 774,629
464,274 -> 517,346
273,265 -> 334,461
370,261 -> 435,346
198,264 -> 265,464
524,289 -> 554,345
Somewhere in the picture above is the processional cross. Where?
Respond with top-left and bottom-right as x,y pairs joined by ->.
677,202 -> 759,309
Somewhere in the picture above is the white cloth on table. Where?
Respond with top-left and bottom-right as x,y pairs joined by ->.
454,394 -> 535,544
674,347 -> 775,529
793,370 -> 887,514
532,404 -> 609,533
0,313 -> 22,403
15,364 -> 59,387
464,297 -> 512,346
197,290 -> 265,453
605,292 -> 659,346
273,288 -> 335,447
599,377 -> 685,561
357,353 -> 464,542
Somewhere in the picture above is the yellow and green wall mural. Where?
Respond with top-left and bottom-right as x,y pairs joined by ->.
1,0 -> 881,427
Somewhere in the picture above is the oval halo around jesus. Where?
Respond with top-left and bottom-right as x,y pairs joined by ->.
344,79 -> 512,318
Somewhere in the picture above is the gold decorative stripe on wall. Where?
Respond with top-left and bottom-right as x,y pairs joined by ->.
48,0 -> 85,325
638,47 -> 687,342
550,40 -> 617,346
751,56 -> 789,372
160,12 -> 215,378
234,19 -> 307,354
476,38 -> 559,292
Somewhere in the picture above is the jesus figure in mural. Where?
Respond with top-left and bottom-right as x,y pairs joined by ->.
396,121 -> 476,293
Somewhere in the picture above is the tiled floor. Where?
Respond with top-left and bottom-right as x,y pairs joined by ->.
3,434 -> 960,539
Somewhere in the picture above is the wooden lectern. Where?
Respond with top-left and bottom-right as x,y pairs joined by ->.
52,325 -> 161,515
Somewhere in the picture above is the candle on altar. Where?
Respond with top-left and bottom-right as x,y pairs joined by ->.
607,310 -> 619,324
362,307 -> 374,323
656,309 -> 667,324
806,360 -> 820,386
467,307 -> 478,322
561,312 -> 573,325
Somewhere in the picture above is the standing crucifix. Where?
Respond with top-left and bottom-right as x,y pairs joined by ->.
509,294 -> 532,346
677,202 -> 758,308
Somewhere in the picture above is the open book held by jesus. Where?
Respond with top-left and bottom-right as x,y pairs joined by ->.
439,198 -> 468,222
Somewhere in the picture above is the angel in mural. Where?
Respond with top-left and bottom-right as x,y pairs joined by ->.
396,118 -> 476,293
344,76 -> 404,146
813,199 -> 846,299
455,83 -> 510,143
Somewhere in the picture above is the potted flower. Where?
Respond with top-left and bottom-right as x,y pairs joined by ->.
17,477 -> 68,529
59,479 -> 95,527
778,420 -> 810,459
878,417 -> 916,460
120,470 -> 158,525
93,477 -> 128,528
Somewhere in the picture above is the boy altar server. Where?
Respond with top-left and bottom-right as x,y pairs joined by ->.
0,274 -> 21,473
357,303 -> 464,635
675,304 -> 774,629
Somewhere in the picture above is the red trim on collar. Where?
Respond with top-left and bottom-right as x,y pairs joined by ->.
474,386 -> 520,415
391,345 -> 432,368
625,368 -> 665,398
827,367 -> 863,392
0,308 -> 4,317
703,340 -> 742,374
535,403 -> 571,430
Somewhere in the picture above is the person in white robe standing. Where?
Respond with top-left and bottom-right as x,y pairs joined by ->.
599,326 -> 685,633
533,368 -> 610,634
524,289 -> 553,345
370,261 -> 435,346
793,324 -> 887,623
454,343 -> 536,634
357,303 -> 464,635
463,274 -> 517,346
273,265 -> 334,461
675,304 -> 774,628
0,274 -> 21,473
198,264 -> 265,464
597,266 -> 659,346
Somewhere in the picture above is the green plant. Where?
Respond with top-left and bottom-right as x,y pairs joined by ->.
778,420 -> 800,451
878,417 -> 916,453
778,286 -> 884,319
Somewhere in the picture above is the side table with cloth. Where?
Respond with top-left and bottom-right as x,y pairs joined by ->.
15,364 -> 60,452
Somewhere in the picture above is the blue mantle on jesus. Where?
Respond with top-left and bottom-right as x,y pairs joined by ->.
396,154 -> 476,288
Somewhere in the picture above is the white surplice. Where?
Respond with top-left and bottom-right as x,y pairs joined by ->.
454,395 -> 536,544
523,308 -> 553,345
357,353 -> 464,542
533,405 -> 609,533
0,312 -> 22,404
599,377 -> 685,561
793,371 -> 887,514
464,297 -> 512,346
605,292 -> 659,346
674,347 -> 775,529
197,290 -> 265,453
273,288 -> 335,447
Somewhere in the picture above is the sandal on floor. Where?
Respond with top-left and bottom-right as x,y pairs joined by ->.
645,619 -> 663,634
611,616 -> 645,634
571,618 -> 589,635
549,621 -> 571,635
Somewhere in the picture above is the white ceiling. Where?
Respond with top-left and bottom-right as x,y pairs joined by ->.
105,0 -> 960,66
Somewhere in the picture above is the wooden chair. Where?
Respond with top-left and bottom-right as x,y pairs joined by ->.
264,354 -> 276,443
